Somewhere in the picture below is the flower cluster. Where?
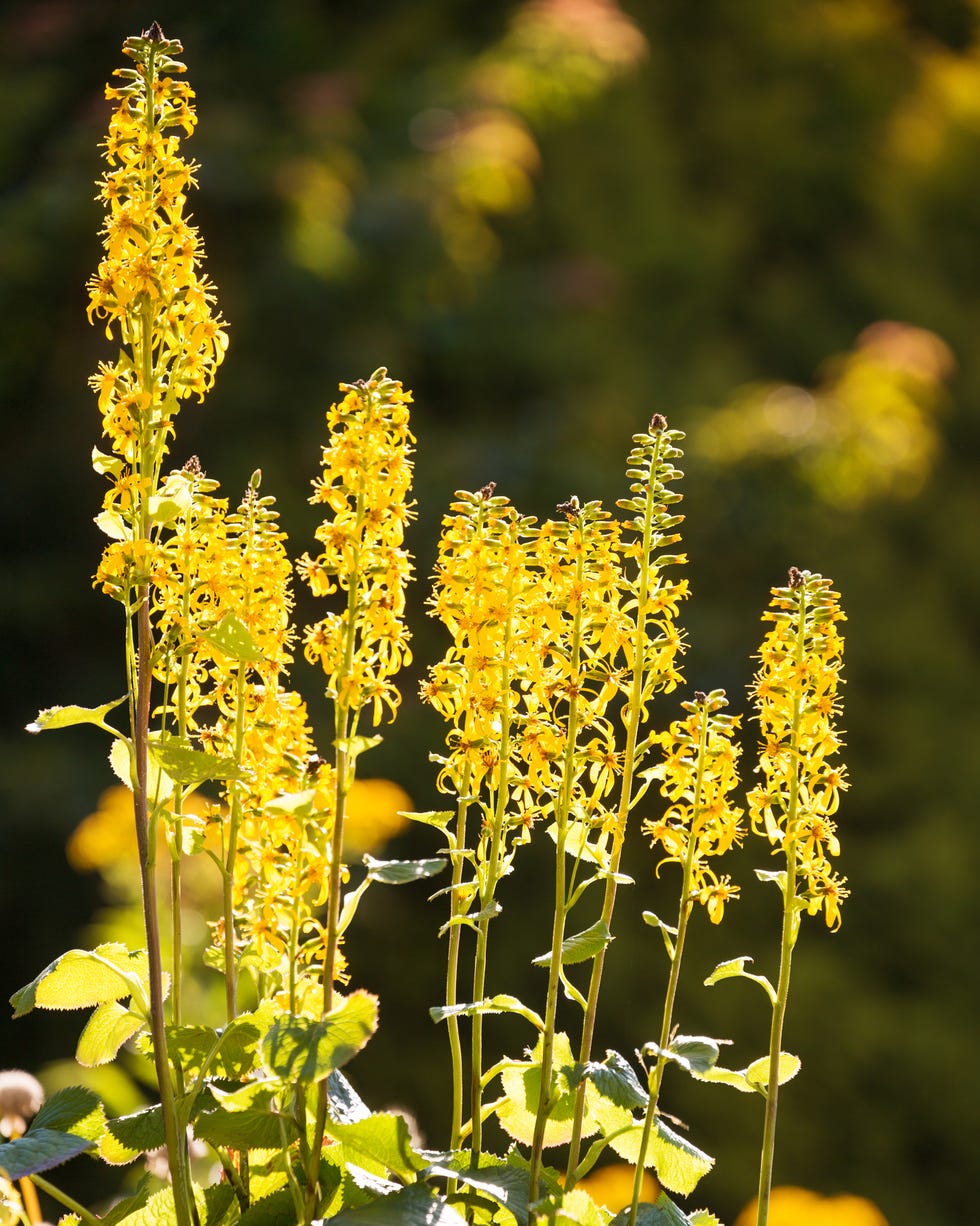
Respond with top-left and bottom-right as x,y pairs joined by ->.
299,370 -> 415,723
748,568 -> 849,928
643,690 -> 743,923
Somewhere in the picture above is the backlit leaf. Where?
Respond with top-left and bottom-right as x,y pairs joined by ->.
262,991 -> 378,1081
76,1000 -> 144,1067
26,696 -> 126,735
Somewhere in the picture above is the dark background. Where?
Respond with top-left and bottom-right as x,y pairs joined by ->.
3,2 -> 979,1223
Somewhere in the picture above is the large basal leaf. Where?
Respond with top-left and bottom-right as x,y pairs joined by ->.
576,1050 -> 648,1111
113,1180 -> 232,1226
496,1032 -> 582,1149
0,1130 -> 93,1179
609,1192 -> 695,1225
324,1112 -> 428,1182
193,1103 -> 297,1151
262,991 -> 378,1081
326,1183 -> 468,1225
25,696 -> 126,734
76,1000 -> 145,1067
609,1117 -> 713,1196
31,1085 -> 105,1140
100,1105 -> 165,1165
555,1187 -> 608,1226
424,1158 -> 530,1225
237,1189 -> 296,1226
11,944 -> 148,1017
166,1011 -> 264,1080
531,921 -> 612,968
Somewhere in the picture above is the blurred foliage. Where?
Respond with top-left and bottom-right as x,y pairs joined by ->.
3,2 -> 979,1224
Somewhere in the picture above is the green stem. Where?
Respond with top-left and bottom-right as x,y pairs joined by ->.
29,1174 -> 100,1226
528,542 -> 586,1213
755,590 -> 809,1226
445,767 -> 474,1152
627,700 -> 710,1226
566,433 -> 664,1179
469,557 -> 518,1166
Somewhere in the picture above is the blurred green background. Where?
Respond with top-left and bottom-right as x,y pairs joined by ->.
3,2 -> 979,1223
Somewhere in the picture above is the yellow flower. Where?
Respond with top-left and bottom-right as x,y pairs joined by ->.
300,370 -> 415,723
749,568 -> 849,929
574,1163 -> 660,1212
642,689 -> 743,919
343,778 -> 413,856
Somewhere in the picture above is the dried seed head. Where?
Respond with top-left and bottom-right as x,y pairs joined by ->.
0,1069 -> 44,1138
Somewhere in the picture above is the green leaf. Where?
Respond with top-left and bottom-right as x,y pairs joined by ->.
76,1000 -> 145,1067
546,821 -> 608,866
745,1052 -> 801,1091
364,855 -> 446,885
98,1176 -> 153,1226
429,994 -> 544,1031
609,1192 -> 695,1225
532,920 -> 612,968
193,1103 -> 296,1151
31,1086 -> 105,1142
261,990 -> 378,1081
642,911 -> 678,959
609,1117 -> 713,1196
200,612 -> 264,663
424,1158 -> 530,1224
150,735 -> 242,786
92,447 -> 125,478
703,956 -> 776,1004
236,1189 -> 296,1226
100,1105 -> 165,1165
576,1050 -> 648,1111
11,944 -> 149,1017
113,1181 -> 226,1226
26,696 -> 126,735
325,1112 -> 428,1182
497,1032 -> 581,1149
402,810 -> 454,830
327,1069 -> 371,1124
0,1129 -> 93,1178
329,1183 -> 467,1225
167,1012 -> 264,1079
643,1036 -> 722,1077
689,1212 -> 723,1225
755,868 -> 787,889
94,510 -> 128,541
556,1188 -> 608,1226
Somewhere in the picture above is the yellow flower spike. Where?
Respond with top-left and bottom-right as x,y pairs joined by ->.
749,567 -> 848,929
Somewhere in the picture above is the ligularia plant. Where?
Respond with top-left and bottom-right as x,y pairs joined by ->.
9,25 -> 849,1226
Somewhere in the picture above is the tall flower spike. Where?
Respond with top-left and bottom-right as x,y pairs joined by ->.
299,369 -> 415,723
748,568 -> 849,928
88,29 -> 227,461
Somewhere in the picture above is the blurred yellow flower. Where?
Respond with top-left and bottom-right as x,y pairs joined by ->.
735,1185 -> 889,1226
343,778 -> 413,857
574,1162 -> 659,1212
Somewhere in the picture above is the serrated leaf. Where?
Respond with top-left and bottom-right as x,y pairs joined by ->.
200,612 -> 264,663
497,1032 -> 581,1149
324,1112 -> 427,1182
94,510 -> 128,541
364,856 -> 446,885
424,1158 -> 530,1223
261,990 -> 378,1081
703,957 -> 776,1004
113,1180 -> 227,1226
149,736 -> 242,786
609,1117 -> 713,1196
99,1106 -> 164,1165
108,737 -> 174,801
236,1188 -> 295,1226
532,920 -> 612,968
26,696 -> 126,735
745,1052 -> 801,1091
546,821 -> 608,866
556,1187 -> 608,1226
329,1183 -> 467,1225
97,1175 -> 153,1226
577,1050 -> 648,1111
76,1000 -> 145,1067
92,447 -> 125,477
31,1086 -> 105,1141
0,1130 -> 93,1179
609,1192 -> 694,1225
688,1211 -> 723,1225
193,1103 -> 296,1151
11,944 -> 149,1017
689,1065 -> 754,1093
167,1012 -> 264,1080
